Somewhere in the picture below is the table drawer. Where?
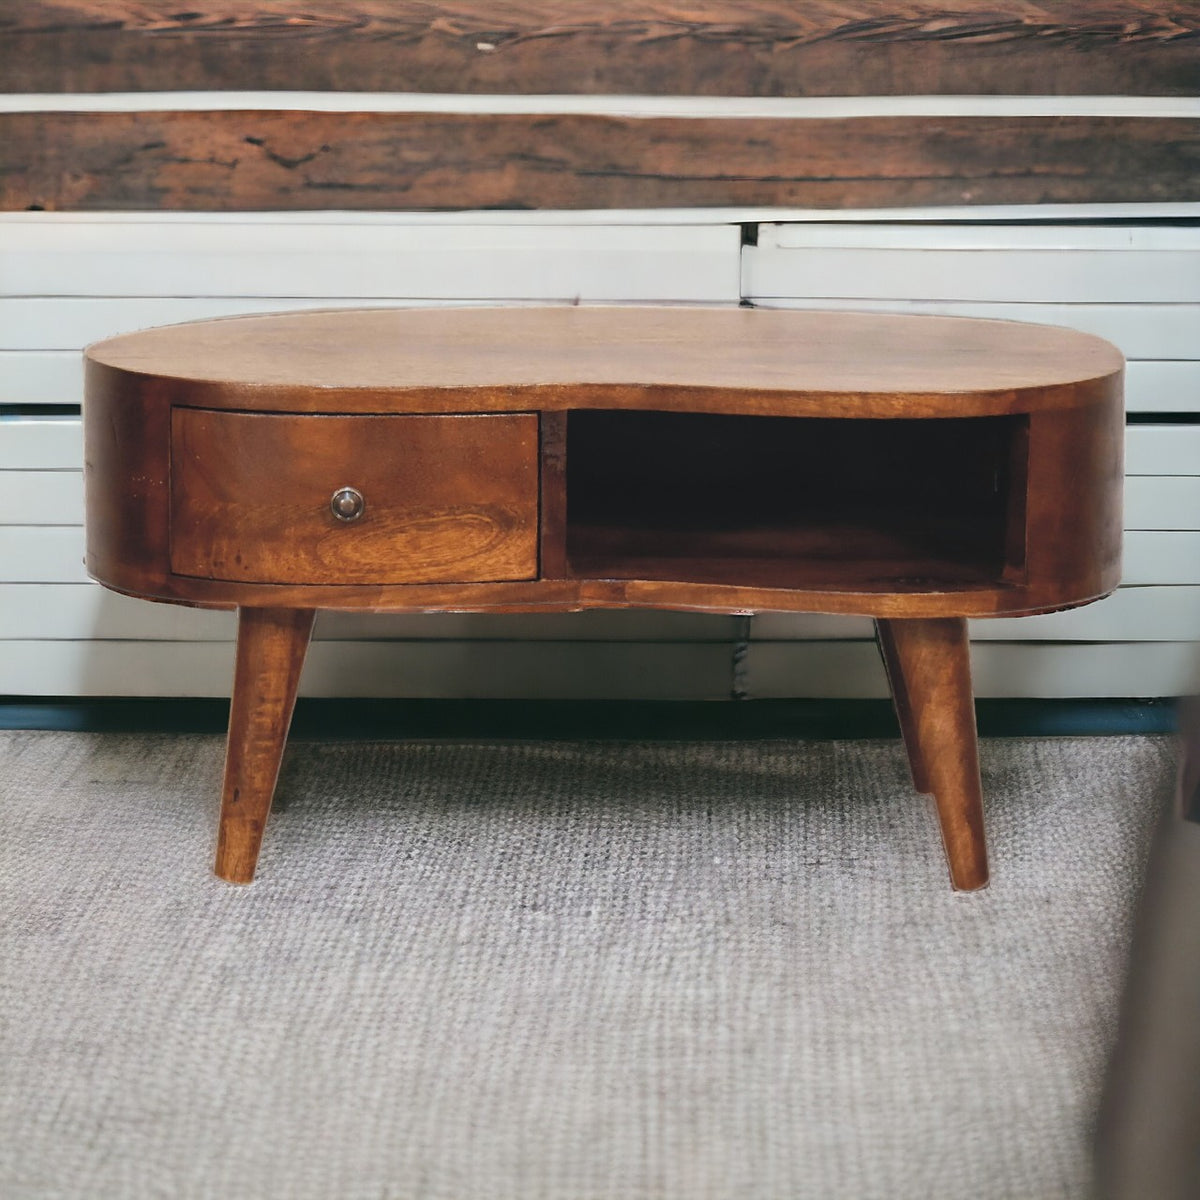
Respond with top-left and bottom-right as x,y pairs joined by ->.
169,410 -> 539,585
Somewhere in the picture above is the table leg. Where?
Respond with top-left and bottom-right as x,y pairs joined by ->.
214,606 -> 316,884
874,619 -> 931,794
875,617 -> 989,891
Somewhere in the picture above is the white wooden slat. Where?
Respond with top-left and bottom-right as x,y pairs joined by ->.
1125,426 -> 1200,476
0,471 -> 82,525
0,583 -> 736,642
752,587 -> 1200,643
1,224 -> 740,301
0,418 -> 81,469
0,299 -> 452,351
5,94 -> 1200,119
758,224 -> 1200,253
0,640 -> 734,699
1125,363 -> 1200,414
0,527 -> 87,582
1125,533 -> 1200,584
742,640 -> 1200,699
5,203 -> 1199,226
747,299 -> 1199,362
1125,477 -> 1200,530
743,246 -> 1200,303
0,352 -> 82,404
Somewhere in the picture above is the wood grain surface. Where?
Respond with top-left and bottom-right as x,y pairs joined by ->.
4,2 -> 1196,96
7,110 -> 1197,212
83,305 -> 1124,621
170,410 -> 539,586
87,306 -> 1124,415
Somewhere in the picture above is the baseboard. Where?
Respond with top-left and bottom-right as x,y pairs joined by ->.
0,697 -> 1179,738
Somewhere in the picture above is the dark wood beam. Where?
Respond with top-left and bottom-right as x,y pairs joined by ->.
3,2 -> 1197,97
4,111 -> 1197,212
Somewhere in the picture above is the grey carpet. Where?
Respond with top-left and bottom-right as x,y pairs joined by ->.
0,732 -> 1176,1200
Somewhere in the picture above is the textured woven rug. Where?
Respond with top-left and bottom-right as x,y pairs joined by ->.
0,732 -> 1175,1200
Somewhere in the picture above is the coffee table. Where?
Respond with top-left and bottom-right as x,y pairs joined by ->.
84,306 -> 1124,890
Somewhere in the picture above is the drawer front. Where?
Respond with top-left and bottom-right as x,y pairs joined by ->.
170,410 -> 539,585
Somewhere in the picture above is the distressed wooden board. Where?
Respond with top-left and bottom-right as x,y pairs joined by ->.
5,112 -> 1198,212
0,583 -> 738,642
742,640 -> 1200,699
4,2 -> 1196,97
0,222 -> 741,299
0,638 -> 736,699
748,300 -> 1200,363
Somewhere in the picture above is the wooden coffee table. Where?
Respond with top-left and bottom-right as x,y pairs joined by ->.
84,306 -> 1123,890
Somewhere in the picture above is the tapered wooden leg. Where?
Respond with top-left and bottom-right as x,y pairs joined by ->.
878,617 -> 989,891
875,619 -> 931,794
215,606 -> 316,884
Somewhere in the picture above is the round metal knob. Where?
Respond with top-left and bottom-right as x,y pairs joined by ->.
330,486 -> 365,522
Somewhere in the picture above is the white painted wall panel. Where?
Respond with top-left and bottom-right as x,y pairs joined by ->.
741,641 -> 1200,700
0,417 -> 81,469
1125,477 -> 1200,530
0,640 -> 735,699
1125,426 -> 1200,475
745,247 -> 1200,303
0,353 -> 82,405
0,471 -> 81,525
758,225 -> 1200,252
1124,533 -> 1200,585
0,583 -> 736,643
745,299 -> 1199,362
2,223 -> 741,301
752,586 -> 1200,643
0,527 -> 87,582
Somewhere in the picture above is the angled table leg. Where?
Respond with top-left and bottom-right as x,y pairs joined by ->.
876,617 -> 989,891
215,606 -> 316,884
875,619 -> 932,794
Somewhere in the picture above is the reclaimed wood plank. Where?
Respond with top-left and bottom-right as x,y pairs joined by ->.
3,2 -> 1196,97
4,111 -> 1198,212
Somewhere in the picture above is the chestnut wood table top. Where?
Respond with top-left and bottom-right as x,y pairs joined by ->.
87,305 -> 1123,418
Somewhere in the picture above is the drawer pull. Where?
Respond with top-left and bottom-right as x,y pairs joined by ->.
330,486 -> 365,522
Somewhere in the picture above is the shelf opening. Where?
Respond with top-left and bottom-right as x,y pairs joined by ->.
564,410 -> 1027,592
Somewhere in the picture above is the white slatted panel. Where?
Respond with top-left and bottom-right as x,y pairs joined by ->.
741,641 -> 1200,700
0,640 -> 734,699
0,217 -> 742,699
4,214 -> 1198,699
0,583 -> 736,643
3,222 -> 741,301
742,221 -> 1200,697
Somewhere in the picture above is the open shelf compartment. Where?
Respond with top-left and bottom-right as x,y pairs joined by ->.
561,410 -> 1028,592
